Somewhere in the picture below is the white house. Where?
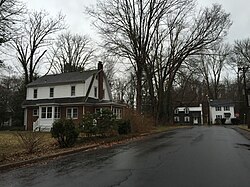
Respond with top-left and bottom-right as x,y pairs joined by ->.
209,100 -> 235,124
22,62 -> 125,131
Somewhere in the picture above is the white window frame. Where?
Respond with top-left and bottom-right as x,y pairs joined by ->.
49,87 -> 54,98
66,107 -> 78,119
174,116 -> 180,122
41,107 -> 52,119
112,108 -> 122,119
174,109 -> 179,114
33,109 -> 38,116
184,116 -> 190,122
71,86 -> 76,96
54,107 -> 61,119
33,89 -> 37,99
184,108 -> 189,114
224,106 -> 230,111
216,115 -> 222,119
215,106 -> 221,111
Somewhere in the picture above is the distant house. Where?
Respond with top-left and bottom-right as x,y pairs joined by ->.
209,100 -> 235,124
22,62 -> 125,131
174,104 -> 203,125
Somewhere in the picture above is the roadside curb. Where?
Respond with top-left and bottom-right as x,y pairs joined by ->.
230,126 -> 250,140
0,126 -> 192,171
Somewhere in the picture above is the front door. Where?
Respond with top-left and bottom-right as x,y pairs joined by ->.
193,117 -> 199,125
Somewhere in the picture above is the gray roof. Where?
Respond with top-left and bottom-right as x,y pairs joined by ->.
209,100 -> 234,107
27,70 -> 98,87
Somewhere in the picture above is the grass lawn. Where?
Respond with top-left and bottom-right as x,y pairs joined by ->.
0,131 -> 56,162
0,125 -> 189,165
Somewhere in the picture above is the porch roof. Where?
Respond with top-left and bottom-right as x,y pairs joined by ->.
22,97 -> 125,107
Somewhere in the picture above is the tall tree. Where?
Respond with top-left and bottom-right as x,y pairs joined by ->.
50,32 -> 95,73
87,0 -> 185,113
0,0 -> 24,45
12,11 -> 64,85
87,1 -> 231,122
195,43 -> 231,99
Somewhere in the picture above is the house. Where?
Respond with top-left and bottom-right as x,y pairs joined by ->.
22,62 -> 125,131
209,100 -> 235,124
174,104 -> 203,125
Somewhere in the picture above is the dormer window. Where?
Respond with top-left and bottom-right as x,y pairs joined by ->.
49,88 -> 54,98
33,89 -> 37,99
174,109 -> 179,114
71,86 -> 76,96
184,107 -> 189,114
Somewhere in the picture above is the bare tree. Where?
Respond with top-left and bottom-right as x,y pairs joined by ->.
233,39 -> 250,66
87,1 -> 231,122
195,43 -> 231,99
12,11 -> 64,85
0,0 -> 24,45
50,32 -> 95,73
87,0 -> 186,113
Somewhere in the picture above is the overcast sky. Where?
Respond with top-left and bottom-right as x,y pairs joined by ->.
22,0 -> 250,43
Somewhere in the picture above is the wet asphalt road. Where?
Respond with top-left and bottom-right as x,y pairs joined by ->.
0,126 -> 250,187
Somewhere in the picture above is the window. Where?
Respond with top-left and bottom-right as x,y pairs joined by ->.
94,87 -> 98,98
41,107 -> 46,118
224,106 -> 230,111
71,86 -> 75,96
47,107 -> 52,118
33,109 -> 38,116
224,113 -> 231,119
174,109 -> 179,114
216,115 -> 222,119
184,108 -> 189,114
41,107 -> 52,119
66,108 -> 78,119
33,89 -> 37,98
184,116 -> 190,122
215,106 -> 221,111
49,88 -> 54,98
112,108 -> 122,119
174,116 -> 180,122
54,107 -> 60,119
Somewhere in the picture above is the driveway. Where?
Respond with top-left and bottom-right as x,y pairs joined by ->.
0,126 -> 250,187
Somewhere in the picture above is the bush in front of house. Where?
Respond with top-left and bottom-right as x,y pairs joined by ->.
51,118 -> 79,148
15,131 -> 44,153
221,118 -> 226,125
81,109 -> 117,137
215,118 -> 222,125
117,119 -> 131,135
231,118 -> 240,125
81,112 -> 99,137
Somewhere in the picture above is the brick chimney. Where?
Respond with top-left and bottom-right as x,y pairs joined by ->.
98,61 -> 104,100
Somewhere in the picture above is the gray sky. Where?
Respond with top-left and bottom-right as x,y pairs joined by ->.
22,0 -> 250,43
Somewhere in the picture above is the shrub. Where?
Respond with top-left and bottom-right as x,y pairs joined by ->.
215,118 -> 221,125
81,112 -> 99,137
96,109 -> 117,136
231,118 -> 240,125
15,131 -> 44,153
123,108 -> 155,133
51,119 -> 79,148
221,118 -> 226,125
81,109 -> 117,137
117,120 -> 131,135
